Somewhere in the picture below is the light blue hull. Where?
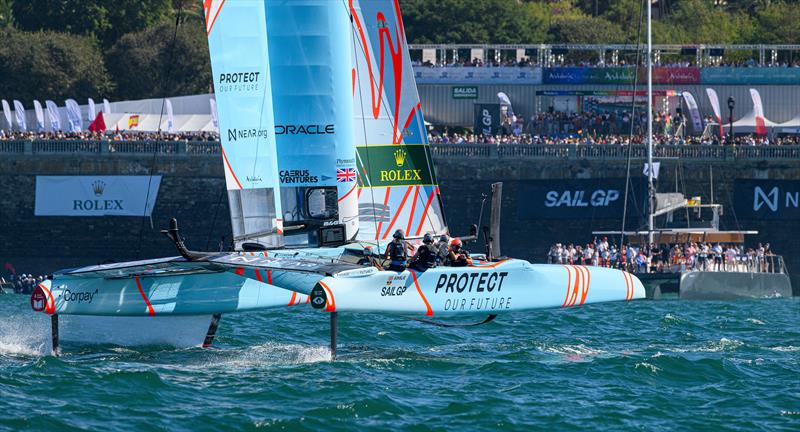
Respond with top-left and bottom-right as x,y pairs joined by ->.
312,259 -> 645,316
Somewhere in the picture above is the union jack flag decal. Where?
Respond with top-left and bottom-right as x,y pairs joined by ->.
336,168 -> 356,183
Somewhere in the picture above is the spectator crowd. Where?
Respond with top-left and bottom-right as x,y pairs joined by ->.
546,237 -> 781,274
1,273 -> 47,294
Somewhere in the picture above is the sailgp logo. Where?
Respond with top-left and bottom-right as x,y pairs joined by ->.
754,186 -> 779,212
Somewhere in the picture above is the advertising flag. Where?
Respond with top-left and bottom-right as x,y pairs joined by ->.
681,92 -> 703,133
749,88 -> 767,136
1,99 -> 11,130
13,100 -> 26,131
65,99 -> 82,132
103,98 -> 111,114
33,100 -> 45,131
45,100 -> 61,131
165,98 -> 174,132
209,98 -> 219,131
643,162 -> 661,180
88,98 -> 96,122
706,88 -> 723,138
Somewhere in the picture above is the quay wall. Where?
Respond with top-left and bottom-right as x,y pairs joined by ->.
1,149 -> 798,294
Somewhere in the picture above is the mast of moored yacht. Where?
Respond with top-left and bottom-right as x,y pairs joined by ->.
646,0 -> 655,245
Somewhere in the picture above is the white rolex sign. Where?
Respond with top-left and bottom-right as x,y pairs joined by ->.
35,176 -> 162,216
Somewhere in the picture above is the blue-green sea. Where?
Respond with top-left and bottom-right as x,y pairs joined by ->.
0,294 -> 798,431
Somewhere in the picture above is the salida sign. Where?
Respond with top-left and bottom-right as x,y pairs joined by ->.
35,176 -> 162,217
518,178 -> 646,220
734,180 -> 800,220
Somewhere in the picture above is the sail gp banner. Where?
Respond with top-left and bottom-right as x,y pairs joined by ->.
35,176 -> 162,216
518,178 -> 646,220
734,180 -> 800,220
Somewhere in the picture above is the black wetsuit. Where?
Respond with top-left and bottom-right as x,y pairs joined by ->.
409,244 -> 437,272
386,241 -> 407,272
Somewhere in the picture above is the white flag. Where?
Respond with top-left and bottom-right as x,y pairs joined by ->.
33,100 -> 45,132
165,98 -> 174,132
749,88 -> 767,136
643,162 -> 661,180
13,100 -> 26,131
705,88 -> 723,138
209,98 -> 219,131
65,99 -> 82,132
45,100 -> 61,131
1,99 -> 11,130
103,98 -> 111,114
88,98 -> 96,122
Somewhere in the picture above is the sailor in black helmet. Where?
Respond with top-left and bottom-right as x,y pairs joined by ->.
383,229 -> 408,272
408,233 -> 437,272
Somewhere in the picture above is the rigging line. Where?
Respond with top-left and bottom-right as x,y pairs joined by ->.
205,186 -> 226,251
348,1 -> 380,246
347,1 -> 441,236
619,0 -> 646,248
136,4 -> 184,259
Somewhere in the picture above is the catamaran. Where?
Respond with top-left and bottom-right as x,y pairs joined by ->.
31,0 -> 644,357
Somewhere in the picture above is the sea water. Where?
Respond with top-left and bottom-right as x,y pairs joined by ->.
0,294 -> 797,431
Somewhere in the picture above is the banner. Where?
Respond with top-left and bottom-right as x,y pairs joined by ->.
165,98 -> 174,132
749,88 -> 767,136
701,67 -> 800,85
13,100 -> 26,131
103,98 -> 111,114
33,100 -> 45,132
1,99 -> 11,130
87,98 -> 96,122
643,162 -> 661,180
542,67 -> 700,85
681,92 -> 703,133
35,176 -> 162,217
734,180 -> 800,220
473,103 -> 501,136
452,86 -> 478,99
209,98 -> 219,130
355,144 -> 436,188
706,88 -> 723,137
651,67 -> 700,85
45,100 -> 61,131
518,178 -> 646,220
414,67 -> 542,85
65,99 -> 82,132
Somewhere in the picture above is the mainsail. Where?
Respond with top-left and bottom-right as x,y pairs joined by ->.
349,0 -> 447,243
205,0 -> 283,249
264,0 -> 359,244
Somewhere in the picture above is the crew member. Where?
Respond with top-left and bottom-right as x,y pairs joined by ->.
358,246 -> 374,266
383,229 -> 408,272
446,238 -> 472,267
408,233 -> 437,272
435,234 -> 450,265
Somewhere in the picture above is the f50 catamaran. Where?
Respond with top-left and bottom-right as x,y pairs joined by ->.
31,0 -> 644,357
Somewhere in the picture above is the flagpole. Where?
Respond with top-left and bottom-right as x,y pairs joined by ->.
646,0 -> 655,245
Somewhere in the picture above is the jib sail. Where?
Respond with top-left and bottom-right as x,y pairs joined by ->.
349,0 -> 447,242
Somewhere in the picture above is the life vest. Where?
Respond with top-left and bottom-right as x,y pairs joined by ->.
414,244 -> 437,269
388,241 -> 407,265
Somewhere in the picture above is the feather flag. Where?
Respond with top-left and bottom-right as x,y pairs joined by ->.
33,100 -> 45,132
1,100 -> 12,130
45,100 -> 61,131
13,100 -> 26,131
705,88 -> 723,138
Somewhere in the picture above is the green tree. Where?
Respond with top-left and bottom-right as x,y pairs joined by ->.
106,18 -> 210,100
753,1 -> 800,44
13,0 -> 173,47
548,16 -> 627,43
0,0 -> 13,29
0,29 -> 113,101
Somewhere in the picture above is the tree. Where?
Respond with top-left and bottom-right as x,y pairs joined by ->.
0,29 -> 113,102
0,0 -> 13,29
13,0 -> 173,47
106,18 -> 210,100
753,2 -> 800,44
548,16 -> 627,43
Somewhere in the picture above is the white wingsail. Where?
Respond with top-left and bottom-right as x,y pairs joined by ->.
349,0 -> 448,243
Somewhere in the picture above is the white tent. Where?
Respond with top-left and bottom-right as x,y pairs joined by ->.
102,113 -> 216,133
776,113 -> 800,134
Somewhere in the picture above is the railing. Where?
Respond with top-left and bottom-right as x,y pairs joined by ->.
1,140 -> 799,161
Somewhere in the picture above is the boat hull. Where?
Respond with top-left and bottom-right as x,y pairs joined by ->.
311,260 -> 645,315
57,315 -> 216,348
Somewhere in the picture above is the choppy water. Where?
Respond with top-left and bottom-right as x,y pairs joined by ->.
0,294 -> 798,431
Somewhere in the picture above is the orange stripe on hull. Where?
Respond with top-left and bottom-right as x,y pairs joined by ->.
134,276 -> 156,317
410,271 -> 434,317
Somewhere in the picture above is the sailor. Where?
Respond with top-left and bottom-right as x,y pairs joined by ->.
358,246 -> 374,266
383,229 -> 408,272
435,234 -> 450,265
446,238 -> 472,267
408,233 -> 437,272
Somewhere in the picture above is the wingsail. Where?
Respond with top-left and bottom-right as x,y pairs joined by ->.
206,0 -> 284,250
349,0 -> 448,243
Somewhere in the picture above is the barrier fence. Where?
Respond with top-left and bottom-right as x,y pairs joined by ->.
1,140 -> 799,161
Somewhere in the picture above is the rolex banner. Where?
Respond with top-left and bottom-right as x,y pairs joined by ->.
355,144 -> 437,188
35,176 -> 162,216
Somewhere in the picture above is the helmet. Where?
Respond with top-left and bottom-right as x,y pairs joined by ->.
393,229 -> 405,239
439,235 -> 449,243
423,233 -> 433,243
450,238 -> 462,248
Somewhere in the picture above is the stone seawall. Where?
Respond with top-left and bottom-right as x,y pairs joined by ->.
1,152 -> 798,294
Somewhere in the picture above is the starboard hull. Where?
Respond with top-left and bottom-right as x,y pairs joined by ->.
310,260 -> 645,315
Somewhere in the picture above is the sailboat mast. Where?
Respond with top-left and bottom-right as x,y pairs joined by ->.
646,0 -> 655,244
